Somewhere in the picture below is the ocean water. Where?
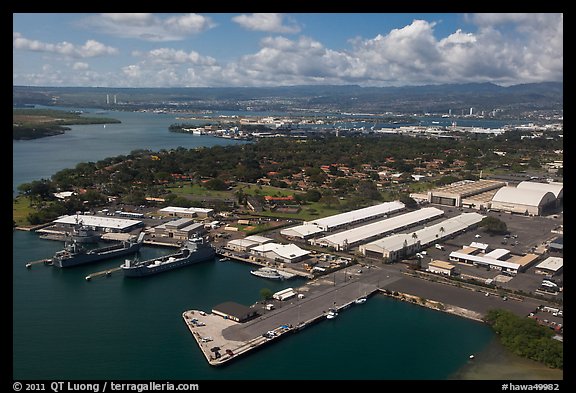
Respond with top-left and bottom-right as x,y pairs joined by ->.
13,232 -> 494,380
12,107 -> 547,380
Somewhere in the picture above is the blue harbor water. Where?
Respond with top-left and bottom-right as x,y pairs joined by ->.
13,232 -> 494,380
13,107 -> 504,380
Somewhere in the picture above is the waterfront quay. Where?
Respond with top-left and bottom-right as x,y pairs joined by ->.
183,261 -> 556,366
183,267 -> 394,366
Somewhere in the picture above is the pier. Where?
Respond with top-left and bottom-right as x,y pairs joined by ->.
85,266 -> 122,281
25,258 -> 52,269
183,267 -> 400,366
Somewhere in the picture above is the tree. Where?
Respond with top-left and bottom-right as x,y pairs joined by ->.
259,288 -> 273,301
204,178 -> 227,191
399,194 -> 418,209
479,216 -> 508,235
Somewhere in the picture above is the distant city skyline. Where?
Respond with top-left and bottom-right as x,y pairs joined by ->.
13,13 -> 563,88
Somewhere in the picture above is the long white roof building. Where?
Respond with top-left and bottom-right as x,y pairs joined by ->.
52,214 -> 142,232
280,200 -> 405,239
360,212 -> 484,261
310,207 -> 444,251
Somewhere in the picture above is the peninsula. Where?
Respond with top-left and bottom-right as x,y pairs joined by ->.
13,108 -> 121,140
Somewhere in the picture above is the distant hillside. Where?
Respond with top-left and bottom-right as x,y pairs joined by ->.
13,82 -> 563,115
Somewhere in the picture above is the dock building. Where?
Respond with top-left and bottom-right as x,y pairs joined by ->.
212,302 -> 258,323
250,242 -> 310,264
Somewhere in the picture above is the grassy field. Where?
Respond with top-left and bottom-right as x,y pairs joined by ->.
13,196 -> 34,226
165,181 -> 343,221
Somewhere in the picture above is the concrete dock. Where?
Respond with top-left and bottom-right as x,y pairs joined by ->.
183,267 -> 397,366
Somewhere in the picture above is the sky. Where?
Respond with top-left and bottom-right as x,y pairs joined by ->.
13,13 -> 563,88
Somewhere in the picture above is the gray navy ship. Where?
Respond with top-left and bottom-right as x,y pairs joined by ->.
121,236 -> 215,277
52,232 -> 144,268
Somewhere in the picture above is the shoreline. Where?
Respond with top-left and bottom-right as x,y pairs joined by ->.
381,289 -> 562,380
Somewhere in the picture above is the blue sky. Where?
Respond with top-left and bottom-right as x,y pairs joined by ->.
13,13 -> 563,88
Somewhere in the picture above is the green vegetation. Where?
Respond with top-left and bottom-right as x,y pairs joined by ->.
484,309 -> 563,369
13,109 -> 120,140
259,288 -> 273,301
14,133 -> 562,225
479,216 -> 508,235
12,196 -> 35,227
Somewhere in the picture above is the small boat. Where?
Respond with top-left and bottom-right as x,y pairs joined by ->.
355,297 -> 367,304
326,309 -> 338,319
469,354 -> 475,360
250,267 -> 295,280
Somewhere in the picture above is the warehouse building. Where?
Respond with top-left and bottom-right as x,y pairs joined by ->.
280,223 -> 325,240
225,235 -> 274,252
517,181 -> 563,199
212,302 -> 258,322
410,179 -> 506,209
534,257 -> 563,276
147,218 -> 206,240
158,206 -> 214,219
427,260 -> 456,276
448,247 -> 539,275
360,212 -> 484,263
250,242 -> 310,264
490,187 -> 556,216
51,214 -> 143,233
309,207 -> 444,251
280,200 -> 405,239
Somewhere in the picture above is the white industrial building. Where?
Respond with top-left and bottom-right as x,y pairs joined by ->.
427,260 -> 456,276
250,242 -> 310,263
147,218 -> 206,240
51,214 -> 143,233
360,212 -> 484,262
309,207 -> 444,251
516,181 -> 563,204
158,206 -> 214,218
490,187 -> 556,216
448,247 -> 539,275
280,223 -> 325,239
280,201 -> 405,239
534,257 -> 563,276
225,235 -> 274,252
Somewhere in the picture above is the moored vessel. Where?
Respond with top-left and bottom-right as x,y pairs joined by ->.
52,232 -> 144,268
122,237 -> 215,277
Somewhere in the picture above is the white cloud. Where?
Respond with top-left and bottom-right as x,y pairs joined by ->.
72,62 -> 89,70
81,13 -> 215,42
133,48 -> 217,66
13,13 -> 562,87
13,32 -> 118,58
232,13 -> 301,34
